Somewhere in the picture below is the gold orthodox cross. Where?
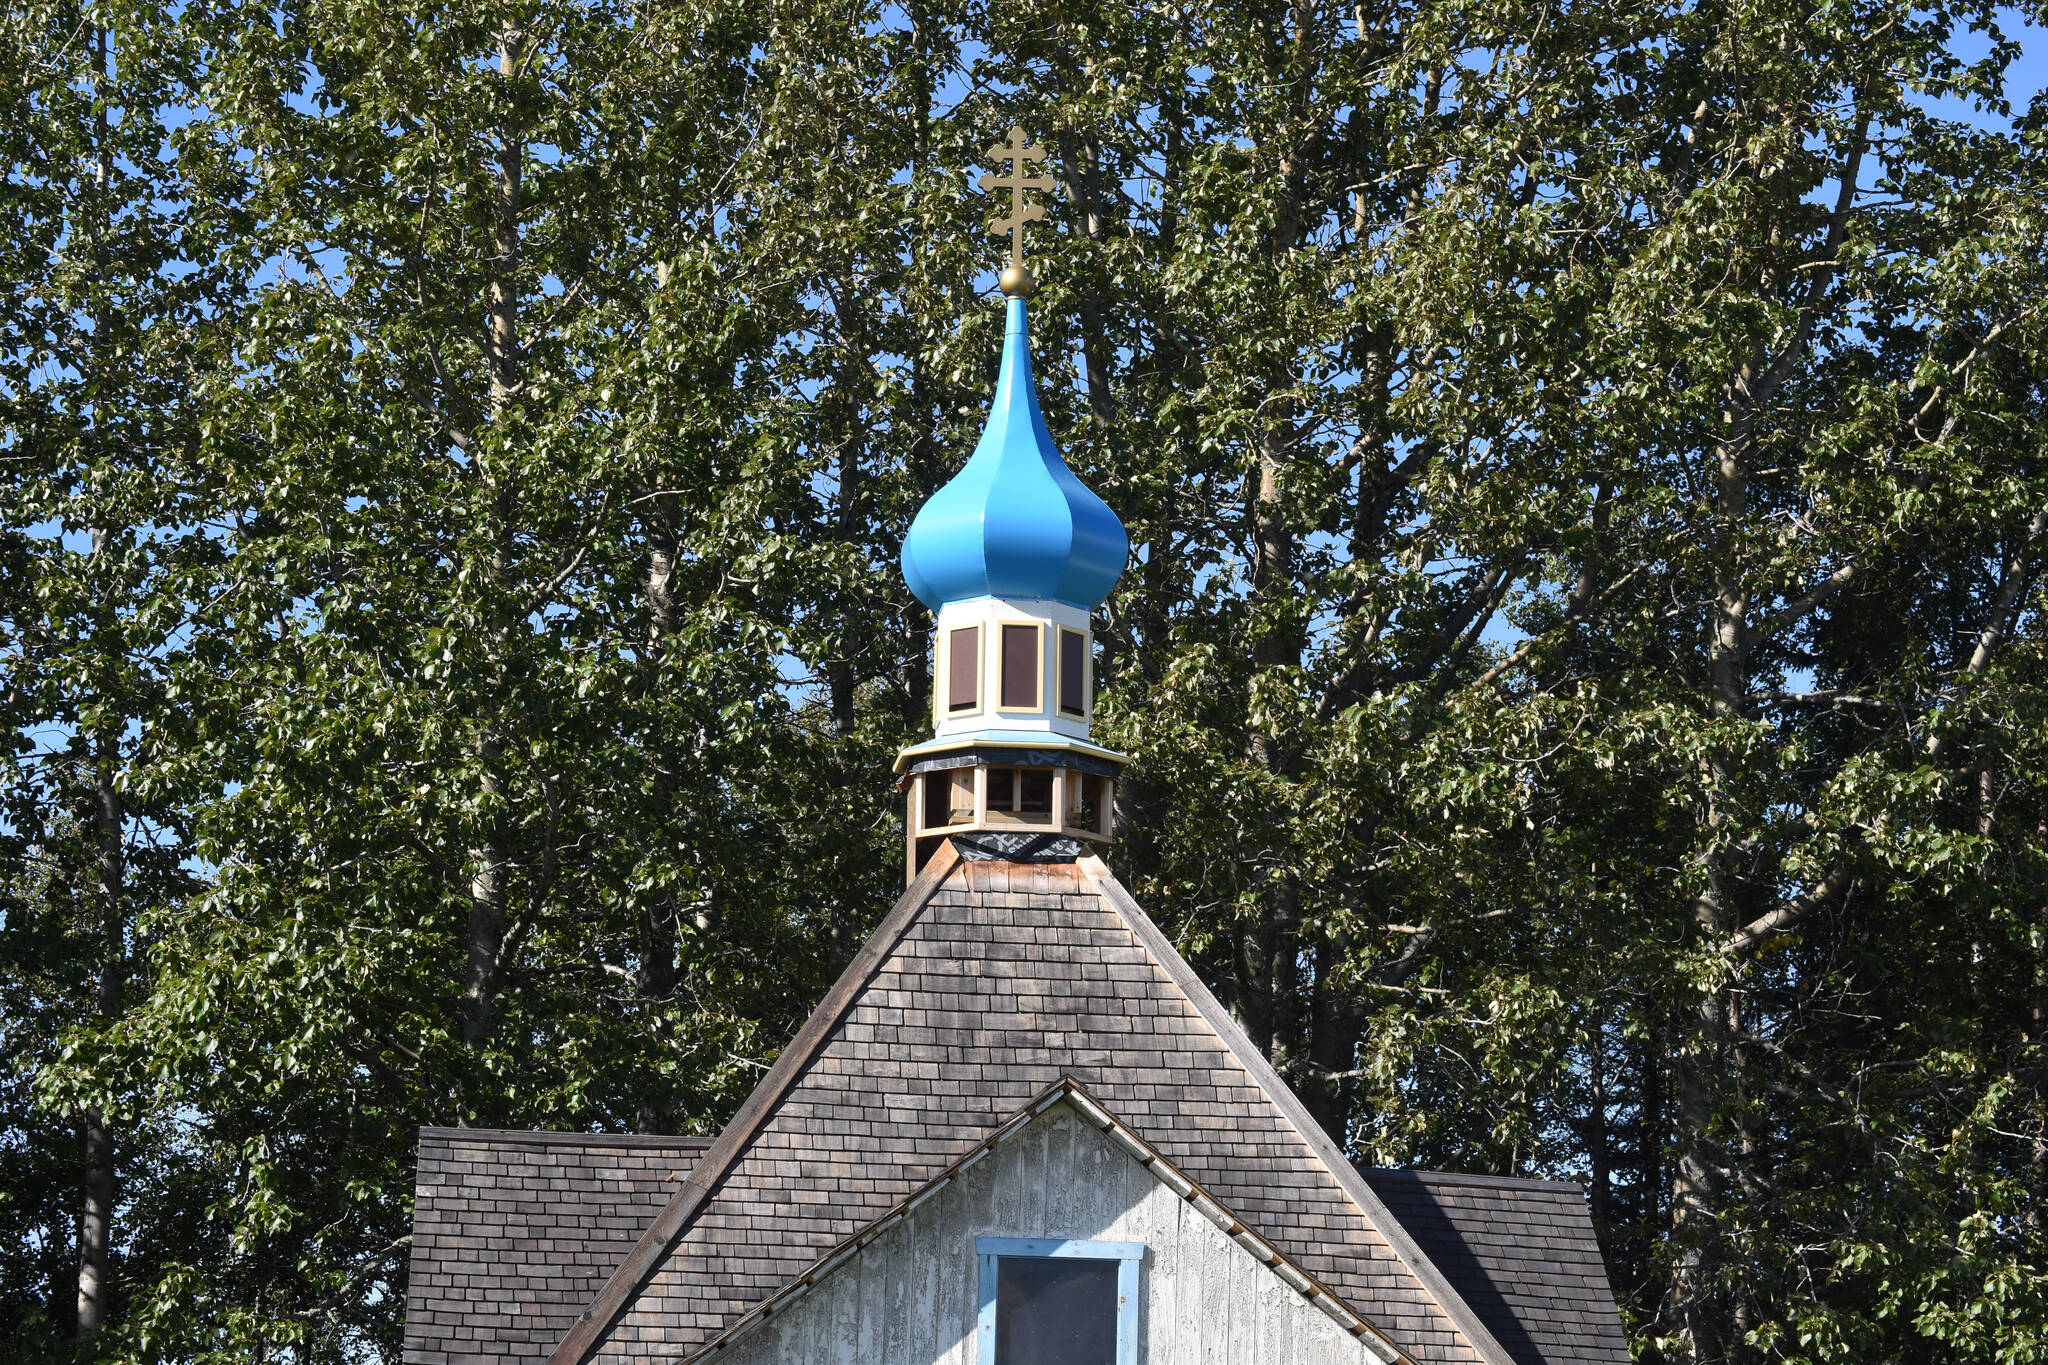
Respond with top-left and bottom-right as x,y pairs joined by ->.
979,126 -> 1052,293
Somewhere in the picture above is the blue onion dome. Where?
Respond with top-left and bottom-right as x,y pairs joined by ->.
900,297 -> 1128,611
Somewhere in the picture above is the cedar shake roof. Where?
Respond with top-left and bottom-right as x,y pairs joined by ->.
402,842 -> 1630,1365
405,1130 -> 711,1365
553,845 -> 1506,1365
1358,1170 -> 1631,1365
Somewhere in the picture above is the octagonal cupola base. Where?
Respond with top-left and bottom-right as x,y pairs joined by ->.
899,742 -> 1124,885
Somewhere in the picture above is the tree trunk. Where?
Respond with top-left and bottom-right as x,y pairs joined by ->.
459,28 -> 526,1059
74,33 -> 121,1336
1587,1017 -> 1612,1231
1303,933 -> 1365,1140
1639,1023 -> 1666,1234
1236,2 -> 1316,1108
461,729 -> 509,1053
76,1113 -> 114,1337
2033,885 -> 2048,1232
77,737 -> 124,1338
2033,800 -> 2048,1232
898,0 -> 936,733
1669,352 -> 1765,1364
827,283 -> 866,741
1240,142 -> 1304,1049
633,495 -> 684,1133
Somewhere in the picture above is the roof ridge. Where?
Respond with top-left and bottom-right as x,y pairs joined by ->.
688,1076 -> 1411,1365
1359,1166 -> 1588,1194
1074,854 -> 1521,1365
545,839 -> 966,1365
418,1127 -> 714,1150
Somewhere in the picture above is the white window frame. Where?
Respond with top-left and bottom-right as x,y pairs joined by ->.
975,1236 -> 1142,1365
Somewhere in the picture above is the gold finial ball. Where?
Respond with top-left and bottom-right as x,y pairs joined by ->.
998,263 -> 1036,298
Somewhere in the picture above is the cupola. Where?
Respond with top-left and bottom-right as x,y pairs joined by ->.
896,128 -> 1129,882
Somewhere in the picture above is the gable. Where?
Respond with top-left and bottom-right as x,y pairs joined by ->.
706,1095 -> 1378,1365
569,847 -> 1503,1365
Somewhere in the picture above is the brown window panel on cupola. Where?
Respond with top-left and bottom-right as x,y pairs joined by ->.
948,626 -> 980,712
1000,623 -> 1040,709
1059,629 -> 1085,716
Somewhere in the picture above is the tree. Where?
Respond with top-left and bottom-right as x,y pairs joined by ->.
5,0 -> 2045,1360
0,0 -> 221,1347
976,0 -> 2048,1358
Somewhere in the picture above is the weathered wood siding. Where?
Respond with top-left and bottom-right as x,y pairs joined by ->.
712,1101 -> 1370,1365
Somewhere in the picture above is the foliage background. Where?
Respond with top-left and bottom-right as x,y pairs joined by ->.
3,0 -> 2047,1361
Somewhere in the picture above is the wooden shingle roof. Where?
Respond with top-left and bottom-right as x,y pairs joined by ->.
405,1130 -> 711,1365
1358,1170 -> 1631,1365
403,842 -> 1629,1365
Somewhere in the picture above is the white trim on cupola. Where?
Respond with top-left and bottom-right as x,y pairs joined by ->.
930,596 -> 1094,744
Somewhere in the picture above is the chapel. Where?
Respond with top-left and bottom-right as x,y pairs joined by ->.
401,131 -> 1631,1365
